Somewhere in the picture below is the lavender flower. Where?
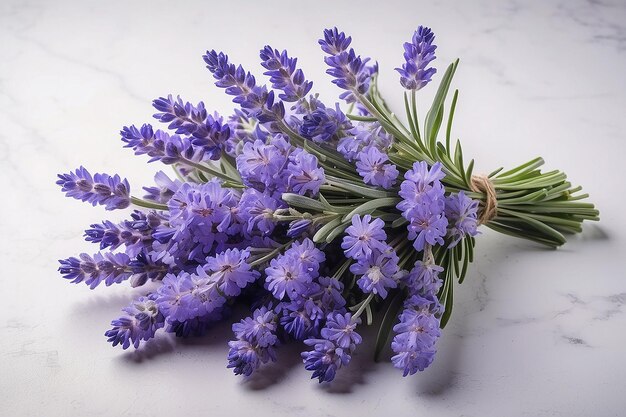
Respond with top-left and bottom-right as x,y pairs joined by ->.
319,28 -> 372,102
155,268 -> 226,323
286,218 -> 313,238
58,252 -> 132,289
301,339 -> 350,383
398,162 -> 448,251
228,306 -> 278,376
341,214 -> 388,260
57,167 -> 130,210
405,260 -> 443,297
320,312 -> 361,349
265,253 -> 312,300
287,149 -> 325,196
350,249 -> 399,298
355,147 -> 399,189
391,294 -> 442,376
278,276 -> 346,341
105,293 -> 165,349
238,189 -> 282,235
142,171 -> 182,204
120,124 -> 208,165
301,312 -> 361,382
204,248 -> 260,296
166,180 -> 241,260
84,210 -> 165,258
299,103 -> 352,143
284,238 -> 325,275
236,138 -> 289,194
188,114 -> 231,161
318,27 -> 352,55
232,307 -> 278,348
396,26 -> 437,91
445,191 -> 479,247
260,46 -> 313,102
203,50 -> 285,124
406,202 -> 449,251
152,94 -> 208,135
337,122 -> 393,162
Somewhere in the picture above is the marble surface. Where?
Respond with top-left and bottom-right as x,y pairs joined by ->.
1,0 -> 626,416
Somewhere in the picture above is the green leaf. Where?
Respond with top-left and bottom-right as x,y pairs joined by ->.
424,60 -> 459,154
325,221 -> 349,243
446,89 -> 459,155
392,217 -> 409,228
440,268 -> 455,328
313,216 -> 342,243
341,197 -> 401,222
281,193 -> 326,212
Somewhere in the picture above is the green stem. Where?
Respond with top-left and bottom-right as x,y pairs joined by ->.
352,293 -> 375,321
131,196 -> 168,210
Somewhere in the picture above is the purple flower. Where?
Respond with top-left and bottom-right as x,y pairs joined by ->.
299,103 -> 352,143
286,218 -> 314,238
317,276 -> 346,309
84,210 -> 166,258
391,297 -> 442,376
318,27 -> 352,55
238,189 -> 282,235
284,238 -> 325,276
320,312 -> 362,349
301,338 -> 352,383
228,306 -> 279,376
407,160 -> 444,183
232,307 -> 278,348
397,162 -> 448,251
105,293 -> 165,349
319,28 -> 372,102
277,276 -> 346,341
279,298 -> 323,340
120,124 -> 209,165
396,26 -> 437,91
189,114 -> 231,161
58,252 -> 132,289
57,167 -> 130,210
265,254 -> 312,300
142,171 -> 182,204
287,149 -> 325,196
227,339 -> 277,377
405,260 -> 443,297
165,181 -> 240,261
337,122 -> 393,162
260,46 -> 313,102
341,214 -> 388,260
155,269 -> 226,322
350,249 -> 399,299
203,50 -> 285,124
355,147 -> 399,189
445,191 -> 480,247
236,138 -> 289,194
152,94 -> 208,135
205,248 -> 259,296
406,203 -> 449,251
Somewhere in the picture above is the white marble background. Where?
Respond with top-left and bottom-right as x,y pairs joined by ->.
1,0 -> 625,416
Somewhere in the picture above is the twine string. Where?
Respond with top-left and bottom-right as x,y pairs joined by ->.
470,175 -> 498,225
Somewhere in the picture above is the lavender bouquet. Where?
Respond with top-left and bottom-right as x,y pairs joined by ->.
57,27 -> 598,382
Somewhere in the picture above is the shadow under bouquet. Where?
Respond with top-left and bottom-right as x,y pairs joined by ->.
57,26 -> 599,382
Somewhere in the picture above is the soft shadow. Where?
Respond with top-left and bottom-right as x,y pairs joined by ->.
319,322 -> 380,394
119,335 -> 176,363
579,223 -> 609,242
242,342 -> 304,390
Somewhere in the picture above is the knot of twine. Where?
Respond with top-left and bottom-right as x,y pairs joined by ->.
470,175 -> 498,225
